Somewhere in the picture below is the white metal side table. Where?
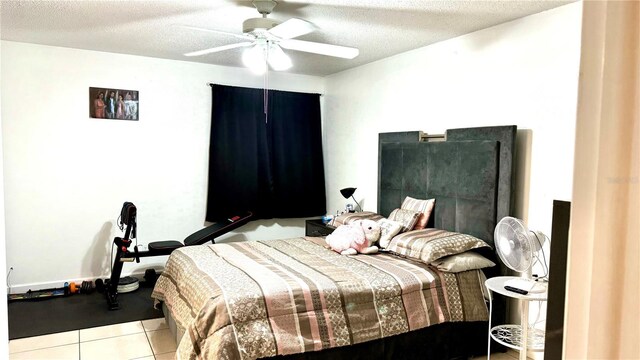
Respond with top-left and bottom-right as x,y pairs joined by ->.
485,276 -> 547,360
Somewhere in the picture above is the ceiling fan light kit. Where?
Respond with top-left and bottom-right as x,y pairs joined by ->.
242,43 -> 268,75
267,43 -> 293,71
182,0 -> 359,73
241,41 -> 292,75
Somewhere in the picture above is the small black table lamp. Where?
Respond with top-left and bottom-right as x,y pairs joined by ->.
340,187 -> 362,212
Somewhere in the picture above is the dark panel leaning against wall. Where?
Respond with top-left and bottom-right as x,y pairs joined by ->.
377,125 -> 517,248
377,126 -> 517,352
544,200 -> 571,360
377,131 -> 422,218
206,85 -> 325,221
446,125 -> 517,222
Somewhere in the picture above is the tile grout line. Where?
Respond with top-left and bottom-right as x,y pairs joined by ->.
81,323 -> 154,360
79,322 -> 146,359
9,342 -> 80,355
9,330 -> 80,355
79,321 -> 151,345
11,322 -> 167,359
79,330 -> 146,344
142,322 -> 157,359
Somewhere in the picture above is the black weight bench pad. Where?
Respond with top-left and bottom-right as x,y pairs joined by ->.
183,211 -> 253,246
146,212 -> 253,256
148,241 -> 184,256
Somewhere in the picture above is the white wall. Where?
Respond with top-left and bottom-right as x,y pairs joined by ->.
323,2 -> 581,239
0,42 -> 10,359
322,3 -> 583,355
1,41 -> 324,291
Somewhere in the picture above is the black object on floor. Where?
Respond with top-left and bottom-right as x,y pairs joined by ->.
8,286 -> 162,340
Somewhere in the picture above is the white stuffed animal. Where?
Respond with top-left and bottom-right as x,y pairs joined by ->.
326,219 -> 381,255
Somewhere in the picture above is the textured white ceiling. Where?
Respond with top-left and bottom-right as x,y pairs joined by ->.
1,0 -> 574,76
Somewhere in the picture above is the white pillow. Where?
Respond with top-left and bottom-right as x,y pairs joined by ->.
377,218 -> 404,248
431,251 -> 496,273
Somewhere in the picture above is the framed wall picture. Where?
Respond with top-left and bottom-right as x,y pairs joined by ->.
89,87 -> 139,120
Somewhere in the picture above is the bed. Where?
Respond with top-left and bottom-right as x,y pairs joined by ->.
152,125 -> 516,360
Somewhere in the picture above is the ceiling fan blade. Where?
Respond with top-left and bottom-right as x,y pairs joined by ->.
268,18 -> 316,39
279,39 -> 359,59
176,25 -> 253,41
184,42 -> 253,57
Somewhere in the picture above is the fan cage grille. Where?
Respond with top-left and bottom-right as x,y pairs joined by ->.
494,217 -> 535,273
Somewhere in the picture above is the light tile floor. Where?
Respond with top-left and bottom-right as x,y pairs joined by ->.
472,350 -> 522,360
9,317 -> 524,360
9,318 -> 175,360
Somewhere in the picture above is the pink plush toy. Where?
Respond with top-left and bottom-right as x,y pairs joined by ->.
326,219 -> 381,255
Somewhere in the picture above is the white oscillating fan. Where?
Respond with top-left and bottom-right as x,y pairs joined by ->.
494,216 -> 549,293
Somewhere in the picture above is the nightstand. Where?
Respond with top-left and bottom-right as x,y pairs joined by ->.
485,276 -> 547,360
305,219 -> 336,237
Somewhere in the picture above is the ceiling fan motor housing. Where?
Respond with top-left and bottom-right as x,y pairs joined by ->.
253,0 -> 277,15
243,17 -> 280,34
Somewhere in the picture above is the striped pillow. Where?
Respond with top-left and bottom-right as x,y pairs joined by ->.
387,228 -> 490,264
431,251 -> 496,273
401,197 -> 435,230
332,211 -> 384,227
388,208 -> 421,233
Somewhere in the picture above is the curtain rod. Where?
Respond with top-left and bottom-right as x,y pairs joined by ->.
207,83 -> 323,96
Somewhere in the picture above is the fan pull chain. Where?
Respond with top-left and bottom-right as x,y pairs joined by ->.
263,46 -> 269,123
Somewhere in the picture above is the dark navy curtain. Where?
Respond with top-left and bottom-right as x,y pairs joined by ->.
206,84 -> 326,221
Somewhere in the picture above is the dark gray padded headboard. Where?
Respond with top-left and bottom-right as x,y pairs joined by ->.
377,126 -> 516,248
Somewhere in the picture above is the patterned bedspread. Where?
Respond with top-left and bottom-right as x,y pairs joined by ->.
151,237 -> 488,360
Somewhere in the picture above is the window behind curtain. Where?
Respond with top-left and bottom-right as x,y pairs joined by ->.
206,84 -> 326,221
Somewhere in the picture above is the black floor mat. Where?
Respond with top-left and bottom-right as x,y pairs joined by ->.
8,286 -> 163,340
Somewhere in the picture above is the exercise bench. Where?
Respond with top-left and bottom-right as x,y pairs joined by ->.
105,202 -> 253,310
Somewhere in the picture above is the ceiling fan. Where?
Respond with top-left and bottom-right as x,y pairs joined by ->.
181,0 -> 359,74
